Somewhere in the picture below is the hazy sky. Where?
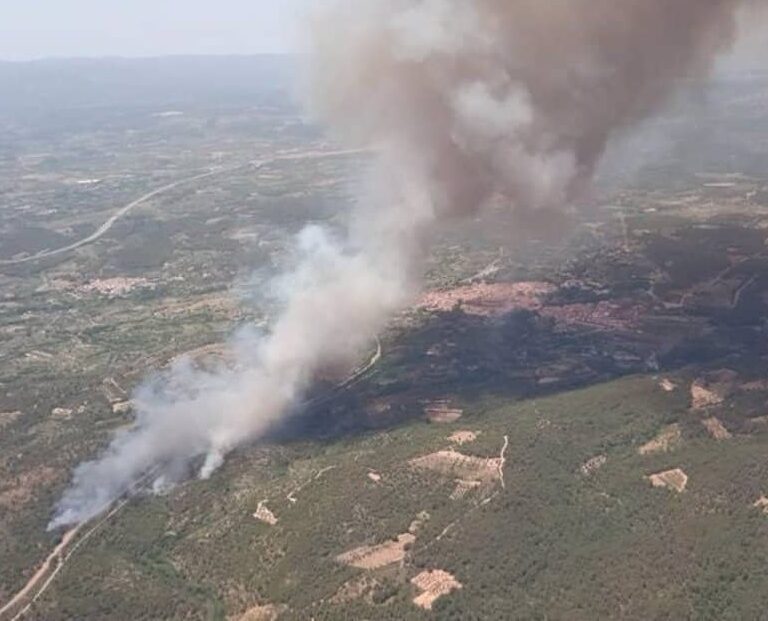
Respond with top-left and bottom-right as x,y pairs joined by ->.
0,0 -> 320,60
0,1 -> 764,66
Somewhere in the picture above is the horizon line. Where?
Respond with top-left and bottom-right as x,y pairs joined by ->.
0,52 -> 301,64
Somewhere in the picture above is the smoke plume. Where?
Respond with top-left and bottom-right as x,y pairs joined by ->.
51,0 -> 743,528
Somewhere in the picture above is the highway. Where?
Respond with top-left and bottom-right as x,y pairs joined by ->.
1,148 -> 364,266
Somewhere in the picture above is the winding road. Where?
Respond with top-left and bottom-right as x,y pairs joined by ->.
0,146 -> 371,618
1,167 -> 240,266
0,338 -> 383,620
0,468 -> 155,621
1,148 -> 364,266
0,526 -> 82,620
0,149 -> 372,621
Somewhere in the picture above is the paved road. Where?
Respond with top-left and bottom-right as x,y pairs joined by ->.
1,148 -> 364,266
0,336 -> 382,620
0,167 -> 243,266
0,147 -> 371,618
0,526 -> 81,620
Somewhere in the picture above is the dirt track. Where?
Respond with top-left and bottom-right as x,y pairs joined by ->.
0,526 -> 81,620
0,330 -> 379,619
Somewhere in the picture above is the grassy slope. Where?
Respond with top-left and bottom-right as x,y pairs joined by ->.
28,373 -> 768,620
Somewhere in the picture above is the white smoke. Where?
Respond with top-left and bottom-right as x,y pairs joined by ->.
51,0 -> 745,529
50,214 -> 422,528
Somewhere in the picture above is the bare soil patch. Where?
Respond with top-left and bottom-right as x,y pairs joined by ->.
691,369 -> 739,410
450,479 -> 483,500
253,501 -> 278,526
448,430 -> 478,445
580,454 -> 607,476
236,603 -> 286,621
753,496 -> 768,514
101,377 -> 128,404
638,424 -> 682,455
408,511 -> 430,534
659,378 -> 677,392
411,569 -> 463,610
409,450 -> 502,485
50,407 -> 73,421
336,533 -> 415,570
419,281 -> 554,316
647,468 -> 688,493
112,401 -> 133,415
80,277 -> 152,297
702,416 -> 732,440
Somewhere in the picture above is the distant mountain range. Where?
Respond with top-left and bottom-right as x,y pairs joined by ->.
0,55 -> 297,114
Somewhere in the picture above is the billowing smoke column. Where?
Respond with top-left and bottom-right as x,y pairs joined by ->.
51,0 -> 742,528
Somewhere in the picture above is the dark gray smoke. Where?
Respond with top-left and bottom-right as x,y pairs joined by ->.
51,0 -> 745,529
309,0 -> 741,218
